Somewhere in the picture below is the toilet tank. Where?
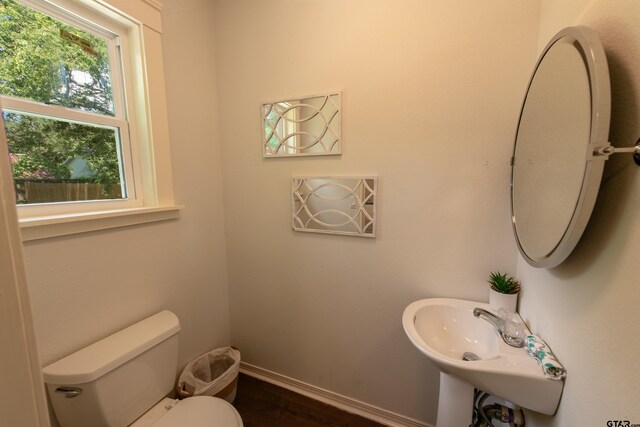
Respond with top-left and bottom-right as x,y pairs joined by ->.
42,311 -> 181,427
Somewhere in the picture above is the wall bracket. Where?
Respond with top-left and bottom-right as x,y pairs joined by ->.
593,138 -> 640,165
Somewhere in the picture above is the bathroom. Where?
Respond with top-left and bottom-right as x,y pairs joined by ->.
2,0 -> 640,426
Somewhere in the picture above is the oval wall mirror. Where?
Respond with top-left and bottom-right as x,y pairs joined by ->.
511,26 -> 611,268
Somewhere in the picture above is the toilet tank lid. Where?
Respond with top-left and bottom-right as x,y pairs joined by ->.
42,311 -> 180,385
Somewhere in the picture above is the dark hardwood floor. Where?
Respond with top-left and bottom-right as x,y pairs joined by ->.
233,373 -> 386,427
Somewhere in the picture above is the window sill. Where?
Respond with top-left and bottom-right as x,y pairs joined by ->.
19,206 -> 183,242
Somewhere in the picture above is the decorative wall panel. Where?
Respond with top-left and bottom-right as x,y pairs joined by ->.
263,93 -> 341,157
292,177 -> 376,238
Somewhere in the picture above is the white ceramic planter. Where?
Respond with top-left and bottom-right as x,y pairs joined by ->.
489,289 -> 518,312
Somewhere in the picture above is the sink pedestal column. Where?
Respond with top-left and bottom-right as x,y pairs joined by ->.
436,372 -> 475,427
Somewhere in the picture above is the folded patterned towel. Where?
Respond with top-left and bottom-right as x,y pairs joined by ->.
525,335 -> 566,380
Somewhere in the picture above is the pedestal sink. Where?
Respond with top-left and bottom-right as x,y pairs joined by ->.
402,298 -> 563,427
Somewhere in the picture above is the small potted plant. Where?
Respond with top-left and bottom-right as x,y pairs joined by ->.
487,271 -> 521,312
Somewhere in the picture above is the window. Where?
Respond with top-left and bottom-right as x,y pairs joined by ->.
0,0 -> 140,216
0,0 -> 179,240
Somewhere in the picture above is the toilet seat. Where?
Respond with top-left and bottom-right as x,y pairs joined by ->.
153,396 -> 242,427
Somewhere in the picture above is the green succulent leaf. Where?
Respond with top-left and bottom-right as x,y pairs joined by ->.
487,271 -> 521,294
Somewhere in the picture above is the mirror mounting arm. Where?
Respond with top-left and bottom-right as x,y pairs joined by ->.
593,139 -> 640,165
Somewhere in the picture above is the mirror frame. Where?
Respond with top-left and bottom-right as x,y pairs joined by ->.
292,176 -> 377,238
262,92 -> 342,158
510,26 -> 611,268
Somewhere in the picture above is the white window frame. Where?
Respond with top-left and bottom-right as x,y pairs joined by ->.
0,0 -> 181,240
1,0 -> 142,216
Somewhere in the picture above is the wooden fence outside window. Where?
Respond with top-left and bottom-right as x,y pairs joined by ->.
14,179 -> 122,204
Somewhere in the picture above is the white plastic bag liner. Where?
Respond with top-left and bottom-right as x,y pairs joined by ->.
177,347 -> 241,400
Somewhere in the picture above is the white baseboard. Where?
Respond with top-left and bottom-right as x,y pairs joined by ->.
239,362 -> 433,427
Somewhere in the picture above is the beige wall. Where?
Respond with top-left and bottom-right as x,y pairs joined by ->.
519,0 -> 640,425
21,1 -> 640,425
22,0 -> 230,412
213,0 -> 539,423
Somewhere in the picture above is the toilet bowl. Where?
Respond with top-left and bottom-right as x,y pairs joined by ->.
130,397 -> 242,427
42,311 -> 242,427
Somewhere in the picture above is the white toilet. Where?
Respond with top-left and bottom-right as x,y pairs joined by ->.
42,311 -> 243,427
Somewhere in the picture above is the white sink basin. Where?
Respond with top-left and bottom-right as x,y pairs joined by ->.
403,298 -> 563,415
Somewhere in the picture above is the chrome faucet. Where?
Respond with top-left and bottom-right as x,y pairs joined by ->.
473,308 -> 524,348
